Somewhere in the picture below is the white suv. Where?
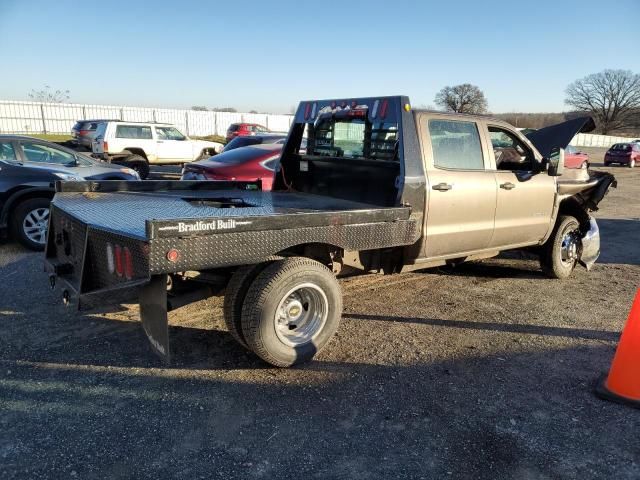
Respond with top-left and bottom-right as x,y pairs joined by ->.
92,121 -> 223,179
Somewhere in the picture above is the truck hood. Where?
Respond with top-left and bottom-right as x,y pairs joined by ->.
525,116 -> 596,158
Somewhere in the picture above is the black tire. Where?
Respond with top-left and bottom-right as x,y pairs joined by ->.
540,215 -> 580,279
604,162 -> 610,167
123,154 -> 150,179
241,257 -> 342,367
223,258 -> 280,349
12,197 -> 51,251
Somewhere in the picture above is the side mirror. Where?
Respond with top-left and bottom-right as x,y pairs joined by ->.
547,147 -> 565,176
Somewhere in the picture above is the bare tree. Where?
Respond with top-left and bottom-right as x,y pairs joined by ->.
565,70 -> 640,134
28,85 -> 70,103
191,106 -> 208,111
434,84 -> 488,114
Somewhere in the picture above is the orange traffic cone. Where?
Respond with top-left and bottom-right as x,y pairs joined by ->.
595,288 -> 640,409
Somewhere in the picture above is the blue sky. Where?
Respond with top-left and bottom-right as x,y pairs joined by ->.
1,0 -> 638,113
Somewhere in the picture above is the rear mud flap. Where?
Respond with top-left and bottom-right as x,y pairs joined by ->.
140,274 -> 170,363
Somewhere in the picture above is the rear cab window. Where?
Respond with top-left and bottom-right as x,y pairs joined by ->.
308,108 -> 399,161
115,125 -> 153,139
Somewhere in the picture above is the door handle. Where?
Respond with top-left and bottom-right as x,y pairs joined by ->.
157,140 -> 164,143
500,182 -> 516,190
432,182 -> 452,192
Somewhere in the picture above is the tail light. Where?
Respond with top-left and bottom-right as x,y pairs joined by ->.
108,243 -> 134,280
379,99 -> 389,119
106,243 -> 115,273
123,247 -> 133,280
114,245 -> 123,277
103,141 -> 109,152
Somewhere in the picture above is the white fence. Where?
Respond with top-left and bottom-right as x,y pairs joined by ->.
0,100 -> 634,149
571,133 -> 635,148
0,100 -> 294,137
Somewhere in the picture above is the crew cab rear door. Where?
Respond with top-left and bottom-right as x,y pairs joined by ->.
419,114 -> 497,257
482,123 -> 555,247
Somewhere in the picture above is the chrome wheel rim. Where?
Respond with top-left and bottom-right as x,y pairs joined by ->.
274,283 -> 328,347
560,229 -> 579,265
23,207 -> 49,245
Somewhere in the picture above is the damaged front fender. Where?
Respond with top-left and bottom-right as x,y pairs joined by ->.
580,217 -> 600,271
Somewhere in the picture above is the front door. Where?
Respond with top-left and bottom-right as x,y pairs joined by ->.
422,116 -> 497,258
485,125 -> 556,247
154,126 -> 193,163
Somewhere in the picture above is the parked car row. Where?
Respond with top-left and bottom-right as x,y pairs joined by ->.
0,135 -> 139,250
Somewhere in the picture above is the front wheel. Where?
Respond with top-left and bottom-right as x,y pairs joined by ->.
12,197 -> 51,251
241,257 -> 342,367
122,154 -> 150,179
540,215 -> 581,279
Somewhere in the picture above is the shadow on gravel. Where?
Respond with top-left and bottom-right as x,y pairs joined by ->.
432,258 -> 544,280
343,313 -> 620,342
2,343 -> 638,479
596,218 -> 640,266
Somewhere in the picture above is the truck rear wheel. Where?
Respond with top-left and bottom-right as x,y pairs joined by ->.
122,154 -> 150,179
540,215 -> 581,279
241,257 -> 342,367
223,258 -> 279,349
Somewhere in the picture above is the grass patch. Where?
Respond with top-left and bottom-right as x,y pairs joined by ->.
192,134 -> 227,144
24,133 -> 73,142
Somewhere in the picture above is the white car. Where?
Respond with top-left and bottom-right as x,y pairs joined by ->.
92,121 -> 223,179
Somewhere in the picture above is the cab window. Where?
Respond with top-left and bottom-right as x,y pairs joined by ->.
115,125 -> 152,139
428,119 -> 484,170
20,142 -> 76,166
0,142 -> 17,162
489,127 -> 535,171
155,126 -> 186,141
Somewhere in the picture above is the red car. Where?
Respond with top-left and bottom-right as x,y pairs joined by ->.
181,144 -> 281,190
225,123 -> 270,142
604,143 -> 640,168
564,145 -> 590,169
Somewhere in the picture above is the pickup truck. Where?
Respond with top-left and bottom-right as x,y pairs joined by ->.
92,121 -> 224,179
45,96 -> 616,367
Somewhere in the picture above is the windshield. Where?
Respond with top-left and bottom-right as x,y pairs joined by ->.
611,143 -> 631,151
223,136 -> 262,152
309,114 -> 398,161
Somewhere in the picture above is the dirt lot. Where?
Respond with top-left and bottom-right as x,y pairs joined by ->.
1,148 -> 639,479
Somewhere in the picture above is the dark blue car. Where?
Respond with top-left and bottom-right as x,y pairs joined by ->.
0,135 -> 139,250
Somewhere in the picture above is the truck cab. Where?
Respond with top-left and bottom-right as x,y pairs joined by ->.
277,96 -> 614,275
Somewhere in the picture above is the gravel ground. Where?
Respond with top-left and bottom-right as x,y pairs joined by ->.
1,148 -> 639,479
